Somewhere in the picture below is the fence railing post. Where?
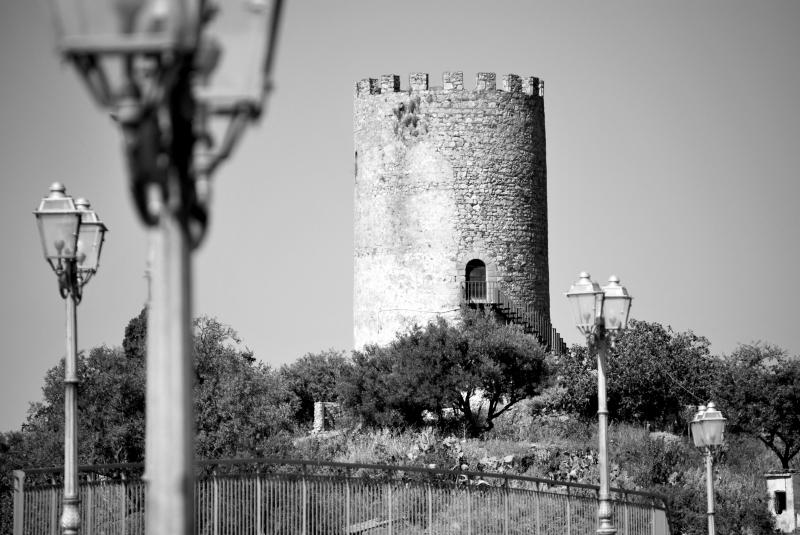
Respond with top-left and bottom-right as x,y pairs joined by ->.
302,470 -> 308,535
503,477 -> 509,535
622,493 -> 629,535
345,479 -> 351,532
466,482 -> 472,535
256,471 -> 262,535
121,473 -> 127,535
427,483 -> 432,535
12,470 -> 24,535
387,481 -> 393,535
651,499 -> 657,535
85,472 -> 94,535
212,471 -> 219,535
534,481 -> 540,535
49,478 -> 58,535
565,486 -> 571,535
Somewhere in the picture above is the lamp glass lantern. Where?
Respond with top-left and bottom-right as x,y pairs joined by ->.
601,275 -> 632,331
48,0 -> 200,55
701,402 -> 727,446
566,272 -> 603,334
75,199 -> 108,275
34,183 -> 81,273
691,402 -> 727,447
194,0 -> 282,115
690,405 -> 707,448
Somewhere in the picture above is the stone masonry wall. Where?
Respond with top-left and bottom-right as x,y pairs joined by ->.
354,72 -> 549,348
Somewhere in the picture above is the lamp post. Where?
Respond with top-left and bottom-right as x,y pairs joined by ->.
34,183 -> 107,535
566,272 -> 632,535
43,1 -> 283,533
690,402 -> 727,535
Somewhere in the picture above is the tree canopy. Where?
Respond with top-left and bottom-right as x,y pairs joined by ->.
192,316 -> 297,458
11,310 -> 299,468
339,309 -> 550,436
552,319 -> 717,430
714,343 -> 800,469
279,349 -> 349,424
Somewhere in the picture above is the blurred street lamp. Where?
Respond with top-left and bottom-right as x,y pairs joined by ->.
691,402 -> 727,535
34,183 -> 107,535
44,1 -> 283,533
566,272 -> 632,535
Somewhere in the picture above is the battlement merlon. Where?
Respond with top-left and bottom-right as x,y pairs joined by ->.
443,71 -> 464,91
380,74 -> 401,93
410,72 -> 429,91
354,72 -> 545,96
476,72 -> 497,91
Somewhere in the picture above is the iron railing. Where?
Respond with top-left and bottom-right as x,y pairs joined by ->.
13,458 -> 670,535
462,281 -> 567,355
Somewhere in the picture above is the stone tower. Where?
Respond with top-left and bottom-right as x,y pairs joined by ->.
354,71 -> 561,351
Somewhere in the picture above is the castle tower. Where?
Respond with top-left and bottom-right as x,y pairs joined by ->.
354,72 -> 555,348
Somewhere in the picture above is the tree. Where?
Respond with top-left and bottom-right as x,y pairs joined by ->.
715,343 -> 800,469
552,320 -> 716,430
192,316 -> 298,458
21,344 -> 146,466
122,306 -> 147,361
458,309 -> 550,434
279,350 -> 350,424
339,309 -> 550,436
13,312 -> 299,469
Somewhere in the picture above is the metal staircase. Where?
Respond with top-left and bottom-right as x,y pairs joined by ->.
462,281 -> 567,354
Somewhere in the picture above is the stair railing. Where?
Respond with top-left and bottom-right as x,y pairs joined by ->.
462,281 -> 566,354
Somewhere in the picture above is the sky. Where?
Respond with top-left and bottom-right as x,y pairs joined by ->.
1,1 -> 798,432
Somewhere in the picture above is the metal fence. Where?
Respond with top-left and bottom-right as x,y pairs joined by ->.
13,458 -> 670,535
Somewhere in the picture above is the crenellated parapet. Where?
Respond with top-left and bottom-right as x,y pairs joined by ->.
355,71 -> 544,97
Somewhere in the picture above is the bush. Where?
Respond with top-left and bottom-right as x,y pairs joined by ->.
339,310 -> 549,436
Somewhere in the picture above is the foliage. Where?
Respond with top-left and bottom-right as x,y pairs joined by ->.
3,309 -> 790,535
552,319 -> 716,431
339,341 -> 442,429
458,309 -> 550,434
21,344 -> 146,466
339,309 -> 549,436
122,306 -> 147,361
192,316 -> 298,458
714,343 -> 800,469
279,349 -> 350,424
0,431 -> 28,535
6,312 -> 299,469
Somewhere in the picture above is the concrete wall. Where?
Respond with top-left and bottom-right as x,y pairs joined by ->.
354,71 -> 549,347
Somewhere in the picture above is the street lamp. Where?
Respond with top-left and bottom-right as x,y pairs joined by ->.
34,183 -> 107,535
690,402 -> 727,535
566,272 -> 632,535
43,1 -> 283,534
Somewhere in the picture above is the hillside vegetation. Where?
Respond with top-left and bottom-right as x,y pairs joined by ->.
2,308 -> 797,534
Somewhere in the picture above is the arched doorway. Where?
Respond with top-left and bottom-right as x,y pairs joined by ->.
465,259 -> 486,301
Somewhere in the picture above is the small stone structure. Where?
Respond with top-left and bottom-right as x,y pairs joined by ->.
766,471 -> 800,533
353,71 -> 550,347
312,401 -> 341,434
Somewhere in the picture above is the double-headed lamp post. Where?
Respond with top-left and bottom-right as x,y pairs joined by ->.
43,1 -> 283,533
566,272 -> 632,535
690,402 -> 727,535
34,182 -> 107,535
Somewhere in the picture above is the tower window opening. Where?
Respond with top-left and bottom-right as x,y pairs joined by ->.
465,259 -> 487,301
